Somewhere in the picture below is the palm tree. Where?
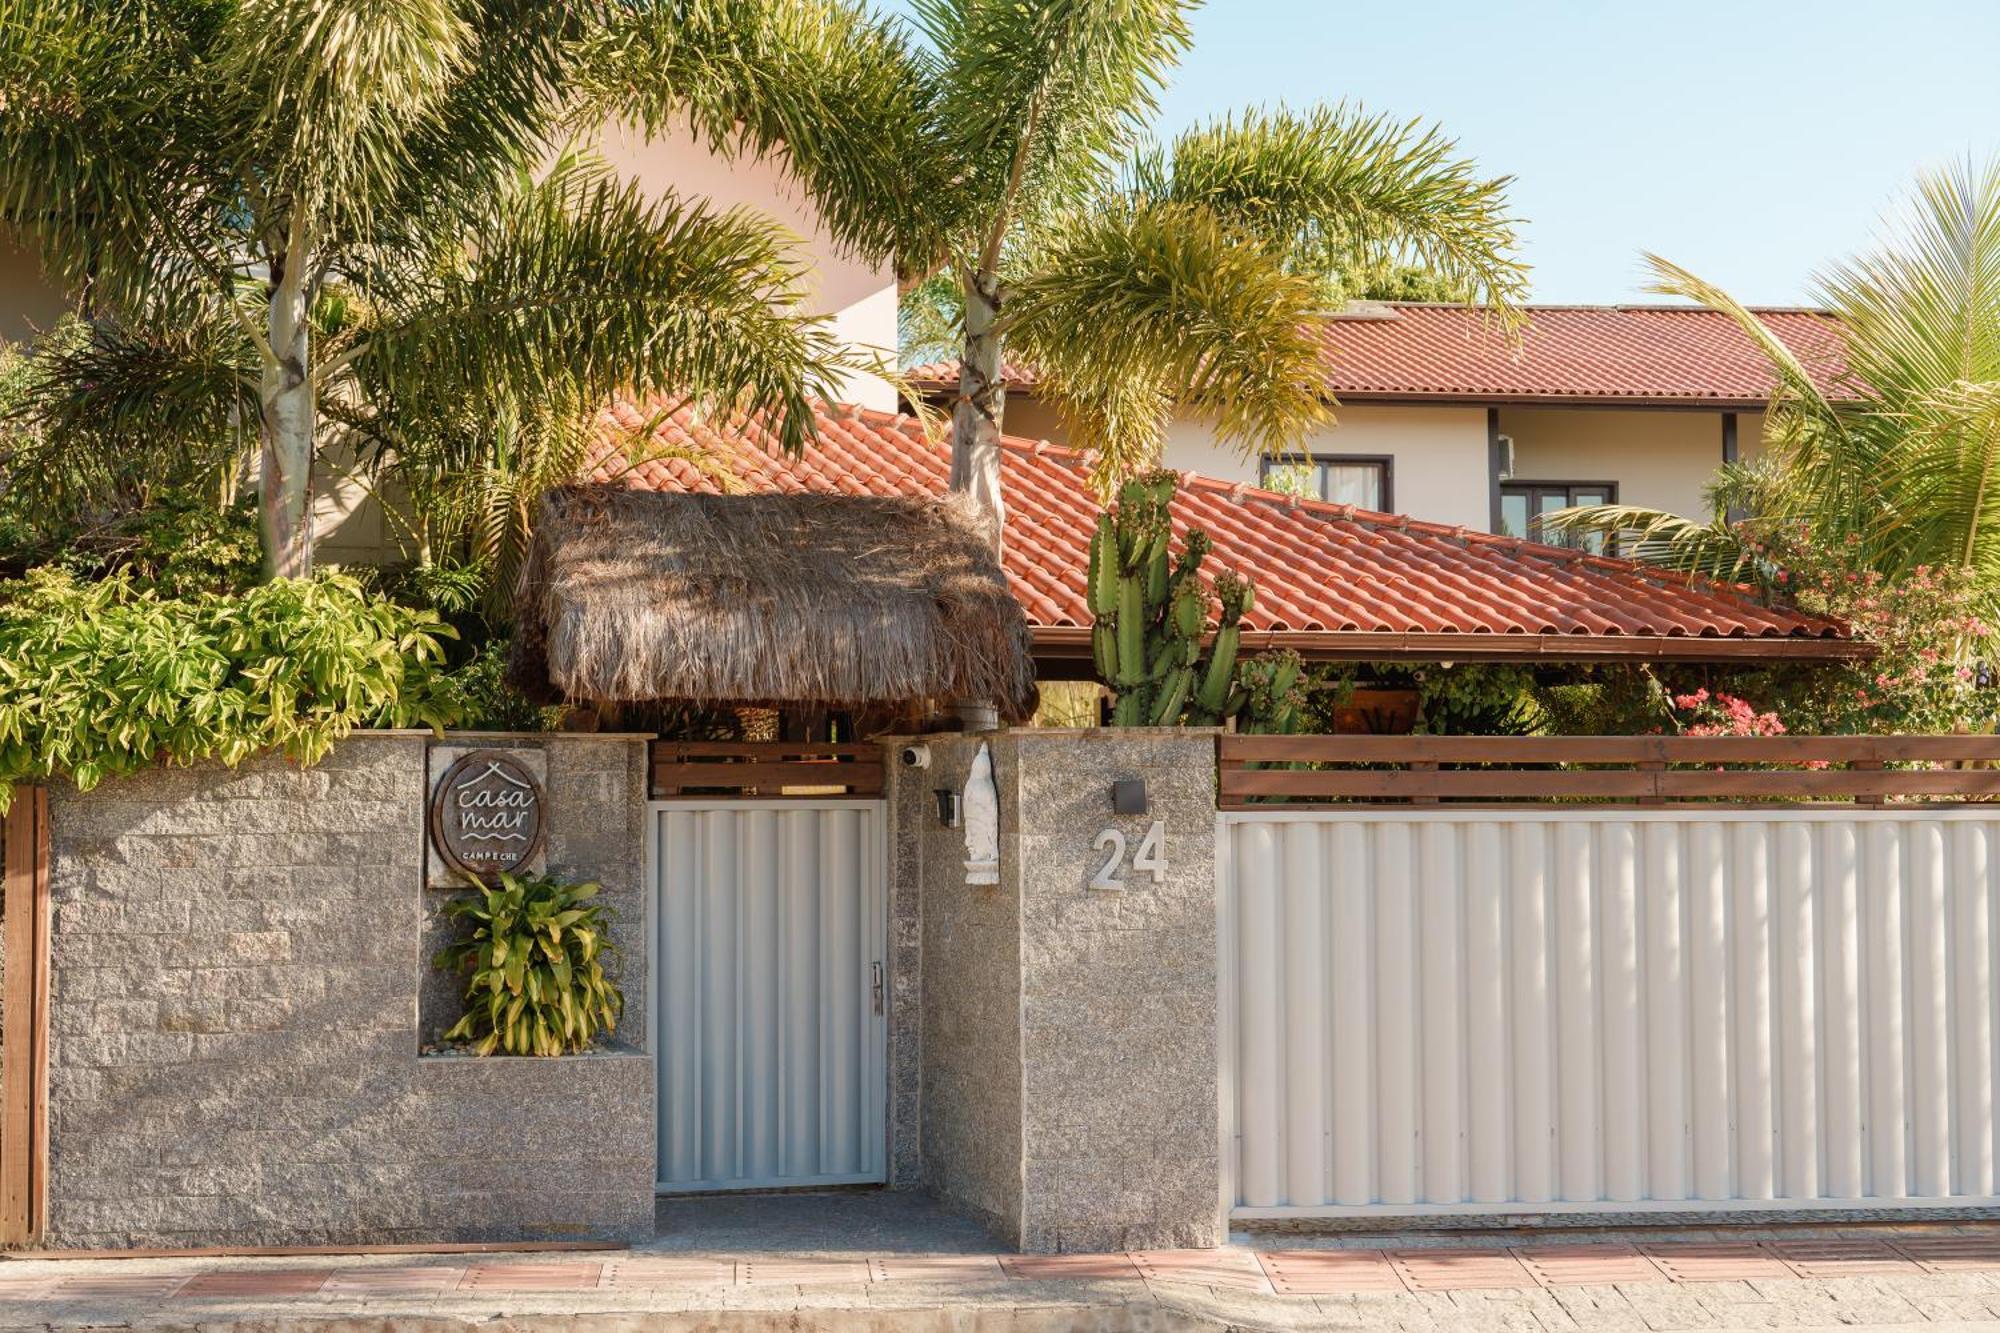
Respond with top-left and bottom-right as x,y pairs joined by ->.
594,0 -> 1526,530
0,0 -> 851,581
1543,158 -> 2000,587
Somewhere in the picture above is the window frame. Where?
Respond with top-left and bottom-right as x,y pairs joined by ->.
1257,452 -> 1395,512
1498,479 -> 1621,545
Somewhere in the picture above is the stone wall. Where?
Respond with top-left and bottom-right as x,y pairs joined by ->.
884,742 -> 928,1190
896,728 -> 1223,1252
44,732 -> 655,1249
912,733 -> 1025,1234
1011,730 -> 1221,1252
418,735 -> 649,1050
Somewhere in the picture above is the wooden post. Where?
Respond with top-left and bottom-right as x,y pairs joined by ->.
1854,758 -> 1886,808
0,787 -> 49,1247
1639,760 -> 1666,806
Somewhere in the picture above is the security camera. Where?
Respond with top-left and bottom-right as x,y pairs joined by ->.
900,744 -> 932,769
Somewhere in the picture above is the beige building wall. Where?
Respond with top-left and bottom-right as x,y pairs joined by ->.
591,119 -> 899,411
1499,406 -> 1733,521
1740,409 -> 1771,463
1005,391 -> 1769,534
0,232 -> 72,344
1001,396 -> 1492,530
995,395 -> 1070,445
1162,403 -> 1492,530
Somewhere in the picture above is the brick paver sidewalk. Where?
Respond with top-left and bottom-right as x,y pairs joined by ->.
7,1233 -> 2000,1330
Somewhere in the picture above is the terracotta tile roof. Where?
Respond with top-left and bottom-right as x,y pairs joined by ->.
902,303 -> 1850,406
593,398 -> 1855,657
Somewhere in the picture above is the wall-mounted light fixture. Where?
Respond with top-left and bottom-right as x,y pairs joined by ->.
1112,779 -> 1148,816
935,789 -> 962,828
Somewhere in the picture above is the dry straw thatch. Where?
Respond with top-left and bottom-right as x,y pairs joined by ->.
509,485 -> 1038,719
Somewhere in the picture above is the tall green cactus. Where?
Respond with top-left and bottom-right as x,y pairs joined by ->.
1089,470 -> 1263,729
1237,649 -> 1308,734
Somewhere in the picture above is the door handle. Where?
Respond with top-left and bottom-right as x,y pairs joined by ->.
871,961 -> 885,1016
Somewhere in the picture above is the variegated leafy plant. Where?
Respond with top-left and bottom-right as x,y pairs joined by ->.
435,871 -> 622,1057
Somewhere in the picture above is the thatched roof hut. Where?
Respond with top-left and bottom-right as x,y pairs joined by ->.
508,485 -> 1038,720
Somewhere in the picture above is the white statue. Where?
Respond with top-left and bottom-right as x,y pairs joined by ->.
962,741 -> 999,886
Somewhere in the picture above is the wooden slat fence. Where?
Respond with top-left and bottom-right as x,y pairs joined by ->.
1218,734 -> 2000,807
651,742 -> 884,800
0,788 -> 49,1247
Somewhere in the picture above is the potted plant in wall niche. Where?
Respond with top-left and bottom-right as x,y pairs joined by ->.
433,872 -> 623,1056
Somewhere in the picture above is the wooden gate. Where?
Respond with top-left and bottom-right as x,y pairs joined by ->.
0,788 -> 49,1246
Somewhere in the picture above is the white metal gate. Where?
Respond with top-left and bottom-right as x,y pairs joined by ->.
651,800 -> 887,1192
1221,809 -> 2000,1217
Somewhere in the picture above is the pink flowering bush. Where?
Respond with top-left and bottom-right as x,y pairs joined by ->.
1725,523 -> 1999,734
1668,687 -> 1786,737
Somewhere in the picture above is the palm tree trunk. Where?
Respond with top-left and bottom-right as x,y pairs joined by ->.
259,251 -> 315,580
949,267 -> 1007,550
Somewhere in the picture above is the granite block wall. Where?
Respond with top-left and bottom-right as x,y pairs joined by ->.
1012,729 -> 1222,1252
43,732 -> 655,1249
911,733 -> 1025,1236
897,728 -> 1223,1252
418,735 -> 649,1050
884,741 -> 928,1190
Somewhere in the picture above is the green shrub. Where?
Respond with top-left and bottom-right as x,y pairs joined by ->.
443,635 -> 567,732
434,871 -> 622,1056
0,568 -> 460,805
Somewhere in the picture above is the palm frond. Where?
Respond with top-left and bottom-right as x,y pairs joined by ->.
1536,504 -> 1765,580
915,0 -> 1194,237
584,0 -> 947,272
388,0 -> 599,220
0,0 -> 237,316
216,0 -> 482,245
1815,158 -> 2000,580
1822,158 -> 2000,419
1891,378 -> 2000,581
362,161 -> 855,457
0,314 -> 254,531
1007,199 -> 1328,484
1538,459 -> 1803,581
1129,103 -> 1527,314
1642,252 -> 1877,546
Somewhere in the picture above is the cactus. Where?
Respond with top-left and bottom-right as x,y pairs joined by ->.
1090,470 -> 1284,731
1238,649 -> 1307,734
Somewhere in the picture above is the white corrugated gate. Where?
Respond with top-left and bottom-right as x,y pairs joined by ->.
651,800 -> 887,1193
1220,809 -> 2000,1218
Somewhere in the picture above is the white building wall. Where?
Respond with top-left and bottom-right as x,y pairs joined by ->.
1011,395 -> 1755,534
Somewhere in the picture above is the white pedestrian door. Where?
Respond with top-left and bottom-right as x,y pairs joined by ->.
652,801 -> 887,1192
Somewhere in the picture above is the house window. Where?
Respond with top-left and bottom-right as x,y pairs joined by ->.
1259,455 -> 1392,511
1499,481 -> 1617,552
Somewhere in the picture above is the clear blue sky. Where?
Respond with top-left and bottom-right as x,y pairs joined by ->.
1150,1 -> 2000,304
893,1 -> 2000,305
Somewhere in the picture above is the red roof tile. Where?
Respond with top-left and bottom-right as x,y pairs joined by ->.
903,303 -> 1849,406
594,398 -> 1855,656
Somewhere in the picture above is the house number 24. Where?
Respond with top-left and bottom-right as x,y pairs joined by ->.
1091,821 -> 1167,891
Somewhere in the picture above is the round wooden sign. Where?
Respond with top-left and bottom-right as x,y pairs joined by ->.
429,750 -> 547,884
